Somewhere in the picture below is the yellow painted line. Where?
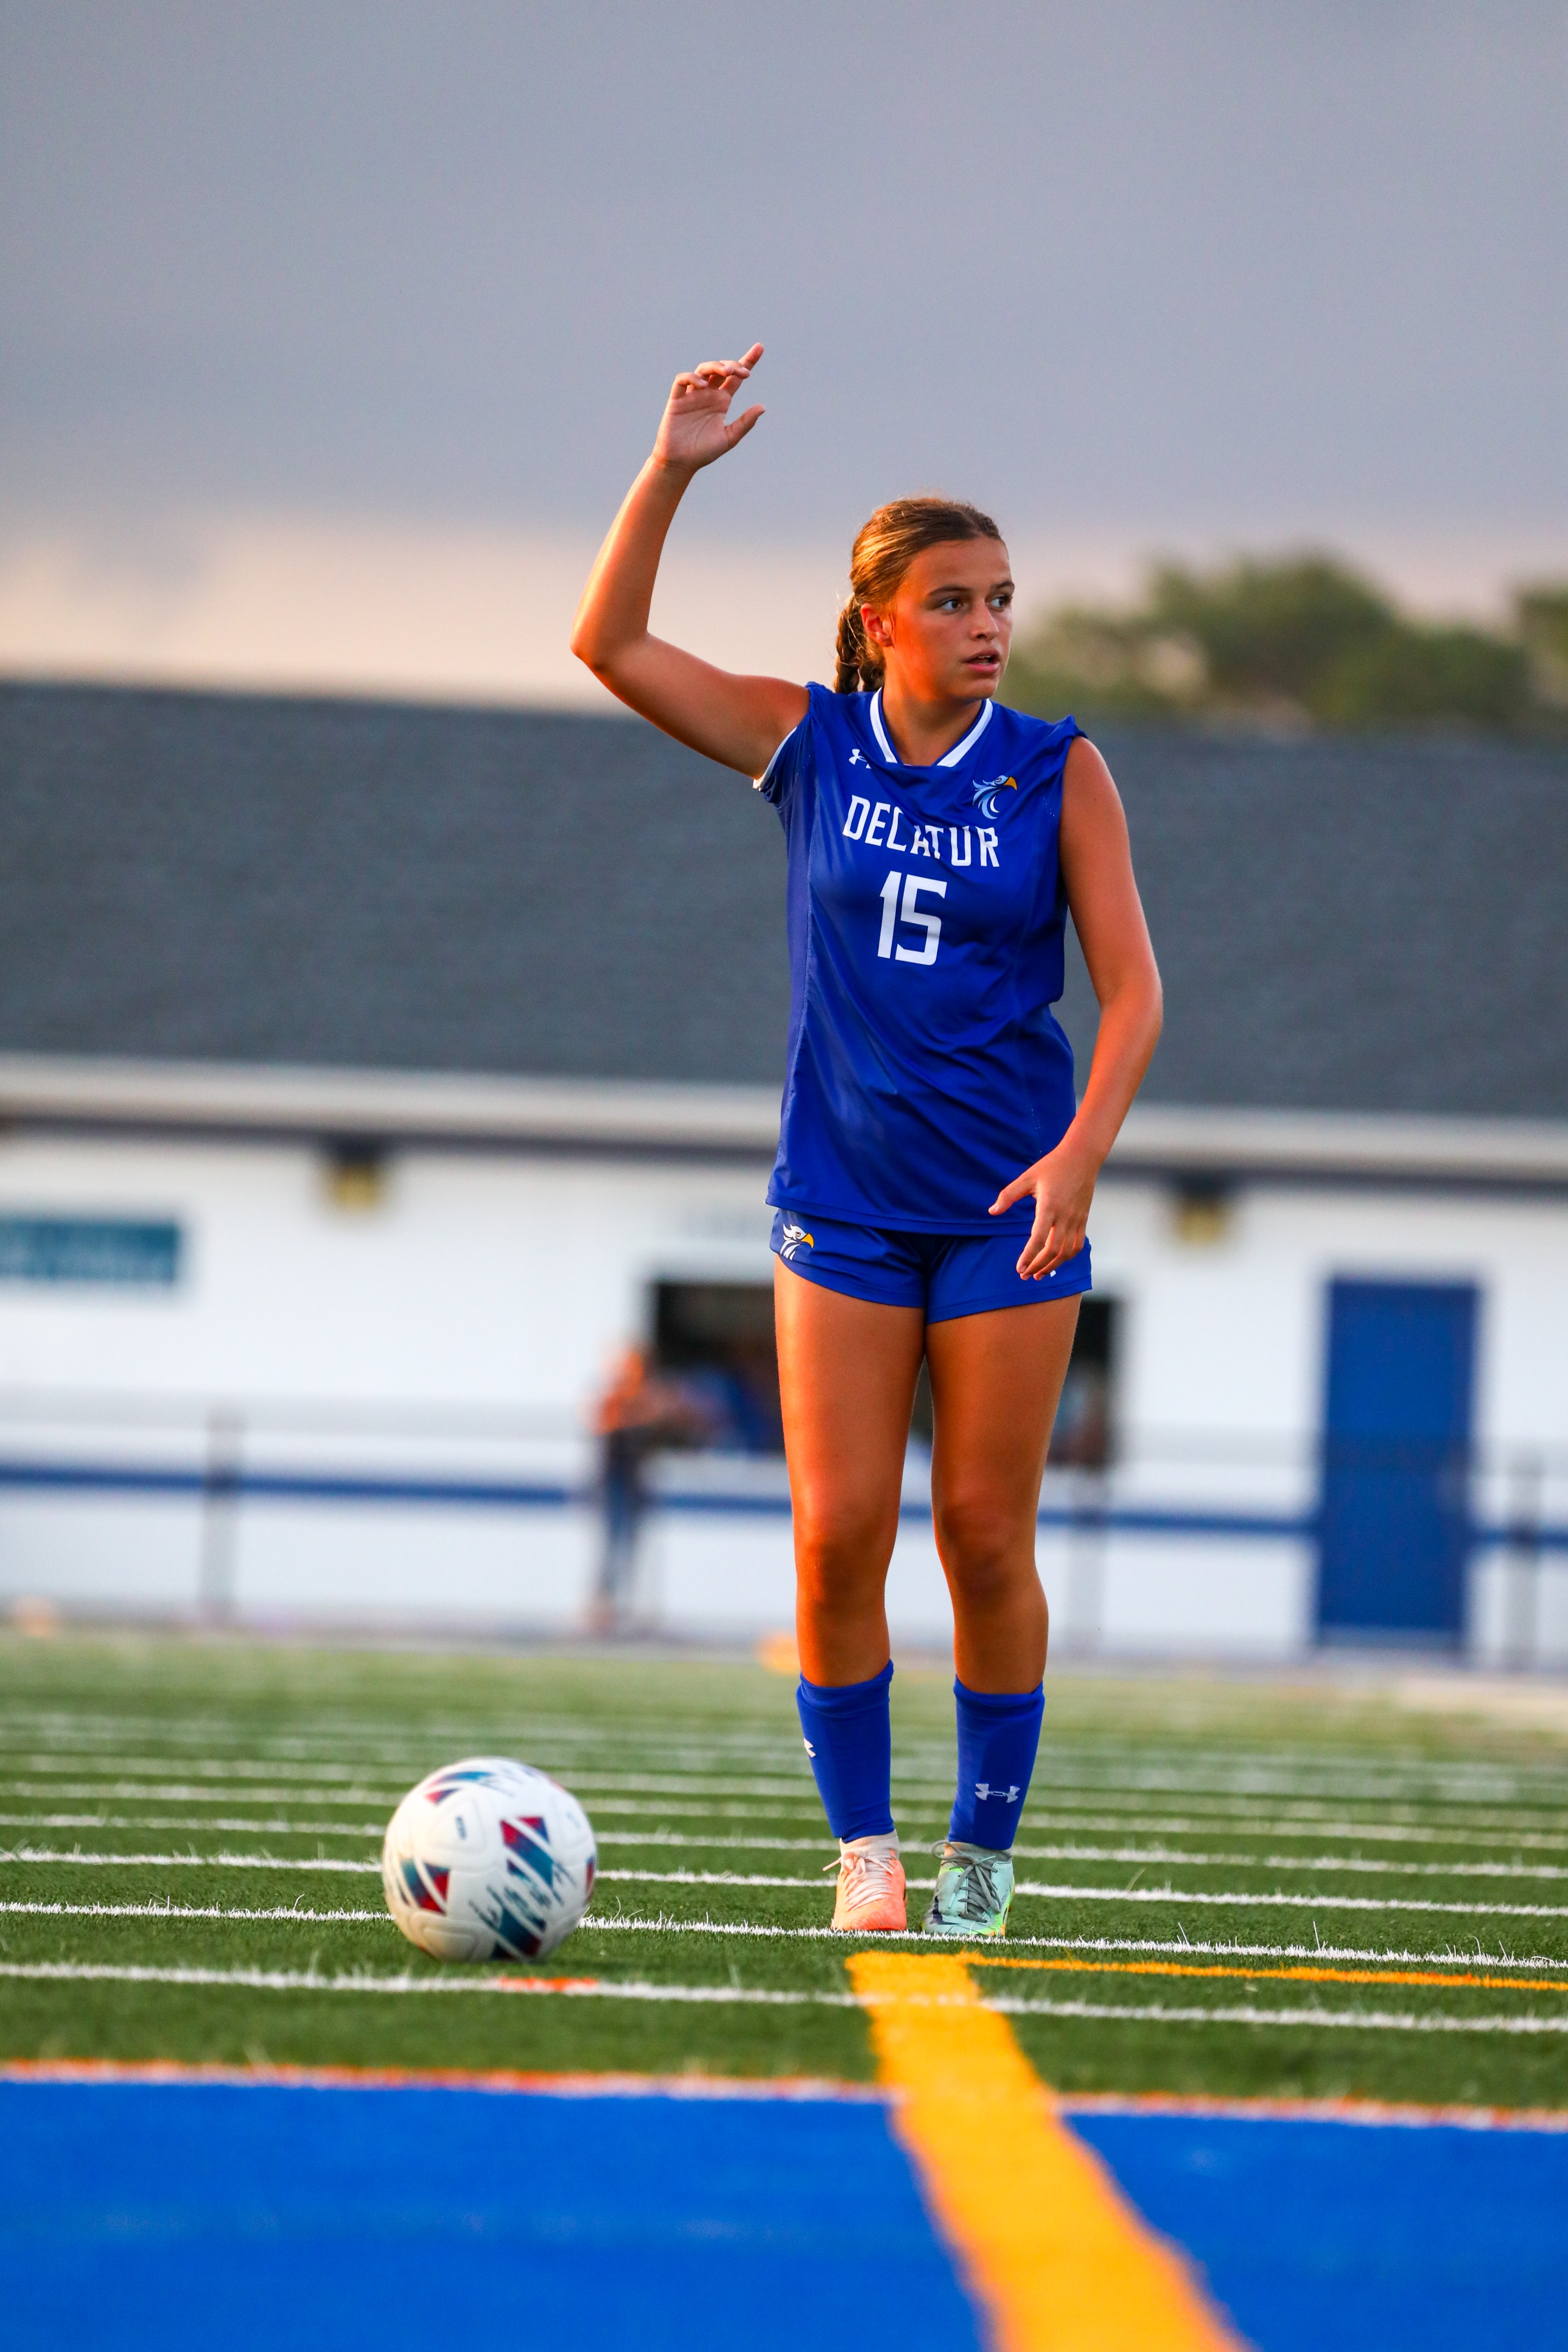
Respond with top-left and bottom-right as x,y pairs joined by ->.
848,1952 -> 1241,2351
972,1953 -> 1568,1997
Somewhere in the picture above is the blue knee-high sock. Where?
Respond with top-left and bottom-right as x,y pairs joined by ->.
795,1661 -> 894,1842
949,1678 -> 1044,1850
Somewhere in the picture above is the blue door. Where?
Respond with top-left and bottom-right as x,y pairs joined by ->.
1317,1280 -> 1477,1642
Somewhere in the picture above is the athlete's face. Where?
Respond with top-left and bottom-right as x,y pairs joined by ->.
864,540 -> 1014,704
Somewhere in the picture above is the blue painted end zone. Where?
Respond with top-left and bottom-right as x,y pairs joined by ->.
0,2081 -> 981,2351
1072,2109 -> 1568,2350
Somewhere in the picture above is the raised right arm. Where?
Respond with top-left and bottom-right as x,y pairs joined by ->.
570,346 -> 810,778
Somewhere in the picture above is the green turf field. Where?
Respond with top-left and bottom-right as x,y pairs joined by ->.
2,1632 -> 1566,2109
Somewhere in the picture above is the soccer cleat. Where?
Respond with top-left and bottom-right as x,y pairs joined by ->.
825,1843 -> 907,1932
922,1840 -> 1014,1938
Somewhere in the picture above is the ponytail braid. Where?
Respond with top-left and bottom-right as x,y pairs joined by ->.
832,495 -> 1004,693
834,597 -> 883,694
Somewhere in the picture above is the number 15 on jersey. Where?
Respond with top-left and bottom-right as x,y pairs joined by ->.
877,870 -> 947,965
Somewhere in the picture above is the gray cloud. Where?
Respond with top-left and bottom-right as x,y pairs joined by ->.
2,0 -> 1564,537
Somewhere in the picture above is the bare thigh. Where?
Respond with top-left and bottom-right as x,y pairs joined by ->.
925,1295 -> 1081,1689
773,1260 -> 924,1684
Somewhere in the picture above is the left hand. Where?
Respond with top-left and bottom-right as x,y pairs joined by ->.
990,1137 -> 1099,1281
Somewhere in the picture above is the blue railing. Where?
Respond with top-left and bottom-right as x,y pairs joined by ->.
0,1420 -> 1563,1556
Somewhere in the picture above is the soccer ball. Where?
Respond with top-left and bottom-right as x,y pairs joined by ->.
382,1756 -> 597,1962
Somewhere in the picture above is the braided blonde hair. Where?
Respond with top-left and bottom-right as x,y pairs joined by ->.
834,496 -> 1004,693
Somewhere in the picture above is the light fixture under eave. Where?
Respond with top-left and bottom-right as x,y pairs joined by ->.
1171,1177 -> 1235,1248
322,1138 -> 391,1213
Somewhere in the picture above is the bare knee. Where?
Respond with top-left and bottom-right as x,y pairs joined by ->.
934,1491 -> 1034,1609
794,1491 -> 895,1611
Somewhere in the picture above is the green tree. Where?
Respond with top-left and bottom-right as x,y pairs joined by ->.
1313,627 -> 1530,729
1005,554 -> 1567,734
1517,586 -> 1568,711
1148,557 -> 1397,708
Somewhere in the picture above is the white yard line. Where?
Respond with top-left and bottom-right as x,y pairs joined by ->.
2,1848 -> 383,1874
1006,1882 -> 1568,1920
584,1917 -> 1568,1972
15,1774 -> 1568,1845
0,1815 -> 389,1836
1018,1813 -> 1568,1851
3,1759 -> 822,1795
597,1825 -> 1568,1867
1033,1775 -> 1567,1806
6,1758 -> 381,1783
1002,1804 -> 1568,1845
12,1797 -> 1568,1853
12,1753 -> 1564,1809
999,1845 -> 1568,1883
0,1792 -> 841,1825
0,1960 -> 847,2006
2,1957 -> 1563,2036
3,1782 -> 406,1806
597,1867 -> 1568,1907
596,1870 -> 827,1889
0,1729 -> 810,1760
8,1899 -> 1565,1976
1,1772 -> 835,1800
16,1817 -> 1564,1876
510,1798 -> 827,1822
987,1995 -> 1568,2037
14,1782 -> 1568,1842
0,1900 -> 390,1922
9,1846 -> 1568,1920
12,1716 -> 1560,1772
8,1729 -> 1564,1786
9,1722 -> 1562,1796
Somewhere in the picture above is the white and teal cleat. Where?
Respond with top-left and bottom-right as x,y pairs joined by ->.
921,1840 -> 1015,1939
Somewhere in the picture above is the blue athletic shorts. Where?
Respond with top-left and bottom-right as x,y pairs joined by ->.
770,1211 -> 1091,1322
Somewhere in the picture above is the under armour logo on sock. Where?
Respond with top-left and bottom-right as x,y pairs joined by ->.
803,1738 -> 816,1759
974,1781 -> 1021,1803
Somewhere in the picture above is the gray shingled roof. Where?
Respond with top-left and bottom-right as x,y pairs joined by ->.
2,680 -> 1566,1118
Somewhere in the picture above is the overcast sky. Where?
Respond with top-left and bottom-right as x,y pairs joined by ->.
2,2 -> 1563,699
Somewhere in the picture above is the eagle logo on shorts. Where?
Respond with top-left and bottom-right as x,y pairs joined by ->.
779,1221 -> 814,1260
972,775 -> 1019,818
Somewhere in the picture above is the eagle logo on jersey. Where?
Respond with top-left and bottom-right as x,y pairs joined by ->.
972,775 -> 1019,819
779,1221 -> 815,1260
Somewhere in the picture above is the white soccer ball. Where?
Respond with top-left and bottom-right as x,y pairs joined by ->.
382,1756 -> 597,1963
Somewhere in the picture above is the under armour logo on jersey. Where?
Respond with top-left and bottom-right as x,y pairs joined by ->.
974,1781 -> 1021,1804
848,747 -> 868,766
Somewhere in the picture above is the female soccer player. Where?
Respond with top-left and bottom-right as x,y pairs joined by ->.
573,346 -> 1162,1937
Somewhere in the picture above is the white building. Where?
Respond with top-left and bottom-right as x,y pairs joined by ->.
2,682 -> 1566,1661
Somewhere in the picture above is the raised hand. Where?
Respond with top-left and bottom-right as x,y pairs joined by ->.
572,339 -> 806,779
653,343 -> 765,473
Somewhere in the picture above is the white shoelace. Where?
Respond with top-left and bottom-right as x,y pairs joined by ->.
824,1848 -> 901,1894
827,1853 -> 902,1891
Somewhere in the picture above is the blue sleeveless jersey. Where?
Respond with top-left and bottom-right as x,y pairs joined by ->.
757,684 -> 1082,1233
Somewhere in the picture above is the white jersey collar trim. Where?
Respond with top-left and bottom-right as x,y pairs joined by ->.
868,689 -> 994,769
937,695 -> 995,767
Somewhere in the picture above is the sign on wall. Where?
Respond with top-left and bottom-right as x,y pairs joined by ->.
0,1217 -> 183,1287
